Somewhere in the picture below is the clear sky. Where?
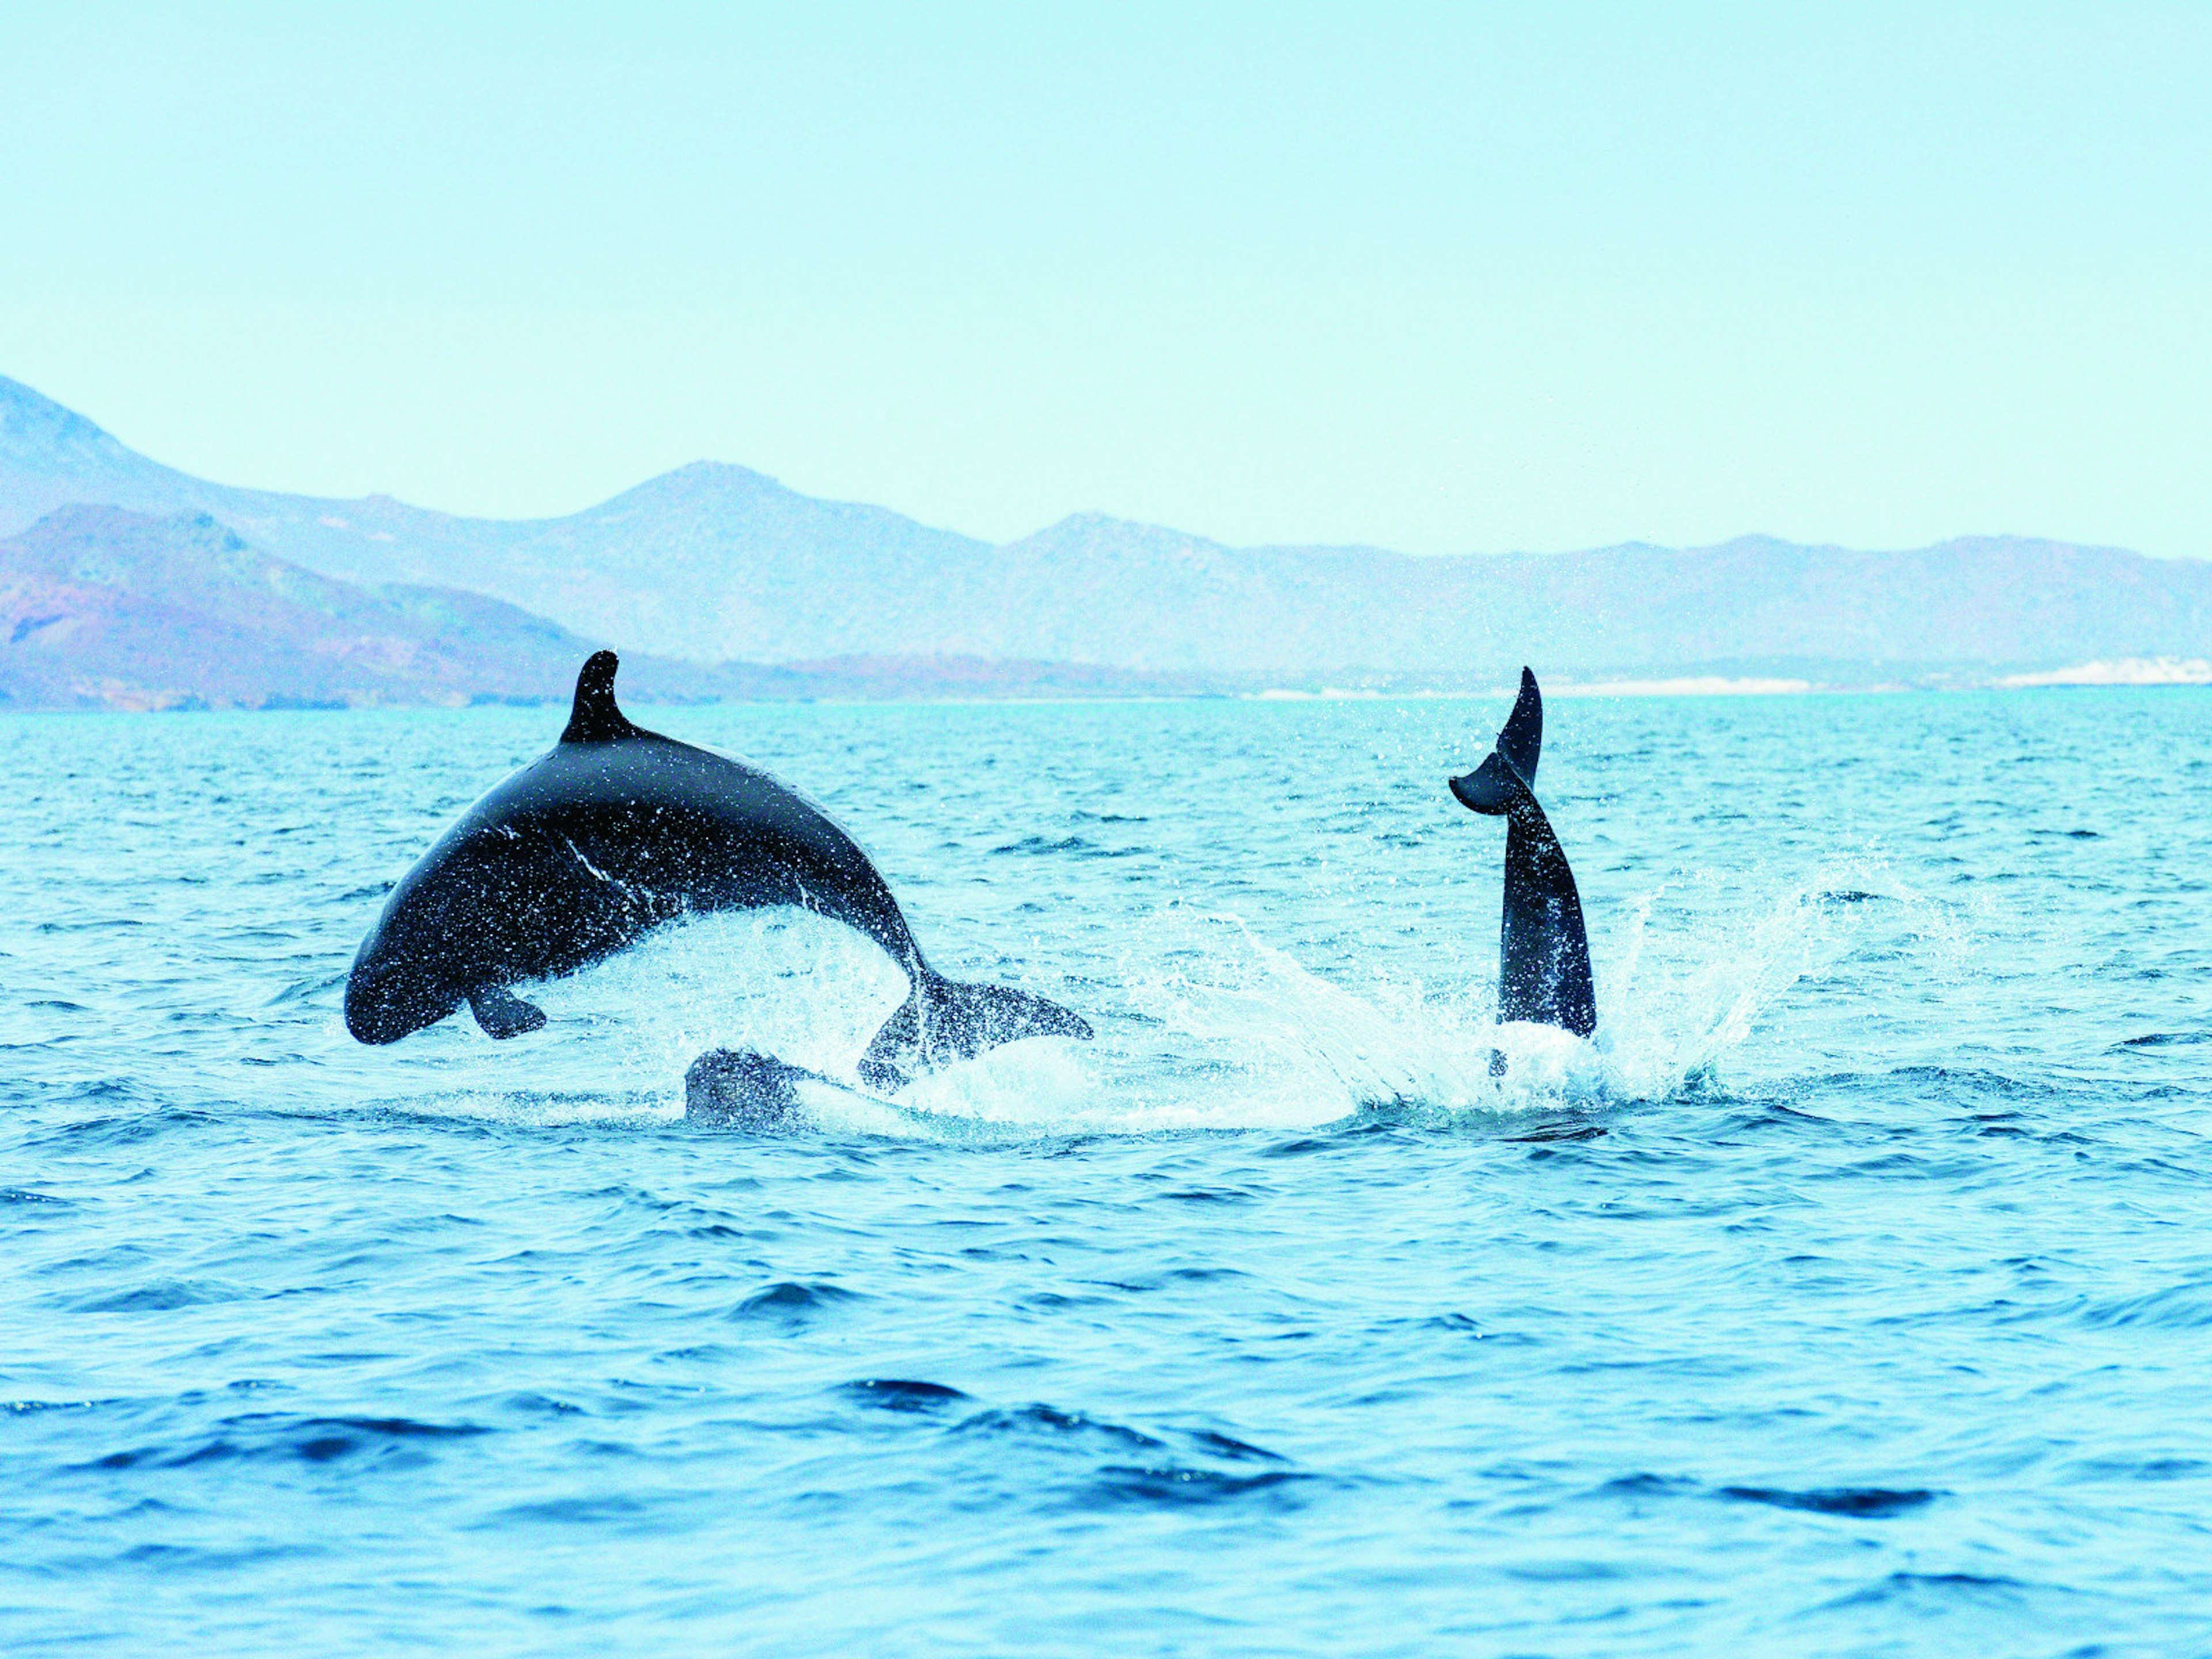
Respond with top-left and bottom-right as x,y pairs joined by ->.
1,1 -> 2205,556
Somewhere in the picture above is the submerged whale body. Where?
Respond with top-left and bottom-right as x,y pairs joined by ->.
1450,668 -> 1597,1039
345,652 -> 1092,1086
684,1048 -> 816,1131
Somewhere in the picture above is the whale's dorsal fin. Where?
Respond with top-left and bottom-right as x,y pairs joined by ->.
561,650 -> 643,744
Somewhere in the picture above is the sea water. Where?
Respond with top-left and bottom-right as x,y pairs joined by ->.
2,691 -> 2208,1657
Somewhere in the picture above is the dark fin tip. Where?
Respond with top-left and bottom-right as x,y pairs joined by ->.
1496,668 -> 1543,786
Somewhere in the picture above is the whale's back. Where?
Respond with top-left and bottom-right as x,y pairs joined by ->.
346,669 -> 918,1043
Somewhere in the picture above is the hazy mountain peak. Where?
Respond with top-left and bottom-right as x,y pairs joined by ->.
1016,510 -> 1224,554
582,459 -> 791,517
0,376 -> 141,468
1699,533 -> 1823,556
666,458 -> 783,488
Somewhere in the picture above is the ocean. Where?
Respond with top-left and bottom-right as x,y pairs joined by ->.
3,689 -> 2209,1656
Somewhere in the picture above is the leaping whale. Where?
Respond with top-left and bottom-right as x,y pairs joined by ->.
1450,668 -> 1597,1039
344,651 -> 1092,1087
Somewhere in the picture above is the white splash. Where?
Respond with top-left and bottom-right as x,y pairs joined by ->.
339,859 -> 1925,1139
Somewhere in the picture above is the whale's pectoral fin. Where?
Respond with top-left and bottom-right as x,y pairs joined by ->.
468,985 -> 547,1039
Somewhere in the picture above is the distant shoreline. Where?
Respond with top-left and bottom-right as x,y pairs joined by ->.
5,677 -> 2206,717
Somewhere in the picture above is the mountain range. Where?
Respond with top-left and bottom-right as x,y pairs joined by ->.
3,372 -> 2209,708
0,505 -> 1200,711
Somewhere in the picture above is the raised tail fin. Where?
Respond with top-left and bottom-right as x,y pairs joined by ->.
1448,668 -> 1597,1038
859,969 -> 1093,1091
1494,778 -> 1597,1036
1450,667 -> 1542,814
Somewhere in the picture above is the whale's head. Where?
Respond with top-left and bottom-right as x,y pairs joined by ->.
344,934 -> 461,1045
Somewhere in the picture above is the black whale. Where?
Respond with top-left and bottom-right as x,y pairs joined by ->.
345,651 -> 1091,1087
1450,668 -> 1597,1038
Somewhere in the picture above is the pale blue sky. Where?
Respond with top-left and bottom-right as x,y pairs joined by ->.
1,2 -> 2205,555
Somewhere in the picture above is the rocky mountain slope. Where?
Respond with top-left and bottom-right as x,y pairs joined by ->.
0,505 -> 702,709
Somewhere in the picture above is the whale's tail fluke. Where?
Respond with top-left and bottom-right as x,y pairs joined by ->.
1449,666 -> 1543,815
1450,668 -> 1597,1039
858,968 -> 1093,1091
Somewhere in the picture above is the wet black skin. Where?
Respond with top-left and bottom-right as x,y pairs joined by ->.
1449,667 -> 1598,1039
345,652 -> 1090,1085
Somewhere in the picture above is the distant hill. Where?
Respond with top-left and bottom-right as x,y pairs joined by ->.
5,373 -> 2209,681
0,376 -> 998,666
0,504 -> 695,710
0,505 -> 1192,710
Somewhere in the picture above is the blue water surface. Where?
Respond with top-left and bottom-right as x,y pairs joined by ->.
2,690 -> 2209,1656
